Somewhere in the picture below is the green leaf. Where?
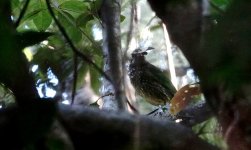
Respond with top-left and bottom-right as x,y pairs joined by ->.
17,20 -> 38,32
94,0 -> 102,10
90,0 -> 102,13
76,13 -> 94,27
59,1 -> 88,16
211,0 -> 230,6
11,0 -> 21,9
89,56 -> 102,94
120,15 -> 126,22
149,24 -> 161,31
193,118 -> 227,149
21,8 -> 45,25
32,2 -> 52,31
57,11 -> 82,42
11,0 -> 22,19
33,10 -> 52,31
76,63 -> 88,89
210,0 -> 231,13
89,66 -> 100,94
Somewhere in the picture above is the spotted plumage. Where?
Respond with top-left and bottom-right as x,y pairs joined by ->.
128,48 -> 176,106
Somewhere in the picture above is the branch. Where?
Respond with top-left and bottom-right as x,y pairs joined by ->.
175,102 -> 214,127
58,104 -> 219,150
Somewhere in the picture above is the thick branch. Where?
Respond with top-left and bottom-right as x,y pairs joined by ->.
175,102 -> 214,127
58,104 -> 218,150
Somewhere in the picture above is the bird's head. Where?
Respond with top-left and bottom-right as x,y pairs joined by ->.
131,47 -> 154,59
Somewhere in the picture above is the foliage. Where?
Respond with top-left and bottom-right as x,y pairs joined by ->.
10,0 -> 104,99
193,117 -> 227,149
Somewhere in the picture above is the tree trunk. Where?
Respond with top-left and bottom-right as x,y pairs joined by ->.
100,0 -> 126,111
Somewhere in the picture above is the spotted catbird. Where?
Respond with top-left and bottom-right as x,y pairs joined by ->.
128,48 -> 176,106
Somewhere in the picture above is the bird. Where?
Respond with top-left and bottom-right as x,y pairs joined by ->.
128,48 -> 177,106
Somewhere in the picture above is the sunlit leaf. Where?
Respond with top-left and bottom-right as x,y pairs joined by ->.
193,117 -> 227,149
76,63 -> 88,89
211,0 -> 230,9
89,56 -> 102,94
59,1 -> 88,18
21,8 -> 45,24
32,1 -> 52,31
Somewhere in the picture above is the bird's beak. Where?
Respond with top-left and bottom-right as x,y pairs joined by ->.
146,47 -> 155,51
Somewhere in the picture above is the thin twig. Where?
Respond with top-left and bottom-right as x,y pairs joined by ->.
124,0 -> 136,54
95,92 -> 114,102
126,99 -> 139,114
145,15 -> 157,27
71,54 -> 78,105
45,0 -> 113,84
15,0 -> 30,27
146,108 -> 159,116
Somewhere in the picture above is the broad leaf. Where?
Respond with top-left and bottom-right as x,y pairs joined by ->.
57,11 -> 82,42
89,56 -> 102,94
59,1 -> 88,18
32,2 -> 52,31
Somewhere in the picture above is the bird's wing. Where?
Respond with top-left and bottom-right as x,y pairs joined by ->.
146,63 -> 177,96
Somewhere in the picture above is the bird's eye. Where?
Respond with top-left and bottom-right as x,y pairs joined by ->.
142,52 -> 148,55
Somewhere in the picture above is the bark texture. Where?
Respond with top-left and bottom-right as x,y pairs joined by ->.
100,0 -> 126,110
58,104 -> 218,150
